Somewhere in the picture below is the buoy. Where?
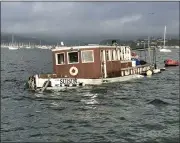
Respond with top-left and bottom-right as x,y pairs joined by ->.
69,66 -> 78,76
146,70 -> 152,76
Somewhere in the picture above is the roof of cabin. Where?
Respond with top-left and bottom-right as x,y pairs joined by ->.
51,45 -> 131,52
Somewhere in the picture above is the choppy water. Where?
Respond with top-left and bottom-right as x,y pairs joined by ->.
1,48 -> 179,142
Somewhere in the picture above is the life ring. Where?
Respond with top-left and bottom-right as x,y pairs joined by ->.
69,66 -> 78,76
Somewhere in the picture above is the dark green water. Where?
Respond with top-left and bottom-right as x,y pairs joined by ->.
1,48 -> 179,142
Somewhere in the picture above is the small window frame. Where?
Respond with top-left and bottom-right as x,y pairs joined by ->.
55,52 -> 65,65
67,51 -> 79,64
81,50 -> 94,63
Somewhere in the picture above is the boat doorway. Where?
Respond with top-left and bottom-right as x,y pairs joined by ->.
100,50 -> 107,78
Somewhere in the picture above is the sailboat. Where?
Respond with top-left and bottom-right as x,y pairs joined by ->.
8,34 -> 19,50
25,42 -> 31,49
159,26 -> 171,52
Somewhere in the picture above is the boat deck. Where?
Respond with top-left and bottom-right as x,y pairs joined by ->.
121,64 -> 151,70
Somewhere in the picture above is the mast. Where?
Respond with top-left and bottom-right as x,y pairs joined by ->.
163,25 -> 166,48
12,34 -> 14,45
148,36 -> 151,63
144,41 -> 146,61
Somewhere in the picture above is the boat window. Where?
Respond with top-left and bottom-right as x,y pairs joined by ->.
126,47 -> 130,60
112,50 -> 117,61
56,53 -> 65,65
117,49 -> 120,60
106,50 -> 109,61
68,51 -> 79,64
119,49 -> 122,60
108,50 -> 112,61
81,50 -> 94,63
120,47 -> 124,60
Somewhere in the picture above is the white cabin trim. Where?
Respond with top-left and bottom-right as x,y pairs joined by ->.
52,45 -> 131,52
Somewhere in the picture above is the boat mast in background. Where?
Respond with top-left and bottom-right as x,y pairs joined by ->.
12,34 -> 14,45
159,25 -> 171,52
148,36 -> 152,64
163,25 -> 166,49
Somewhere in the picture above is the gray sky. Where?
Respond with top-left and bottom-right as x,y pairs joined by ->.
1,2 -> 179,40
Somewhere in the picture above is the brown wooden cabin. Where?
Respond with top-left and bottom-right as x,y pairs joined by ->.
43,44 -> 133,79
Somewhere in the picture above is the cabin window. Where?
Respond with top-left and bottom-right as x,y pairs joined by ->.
117,49 -> 120,60
120,47 -> 123,60
106,50 -> 110,61
125,47 -> 128,60
119,49 -> 122,60
126,47 -> 130,60
108,50 -> 112,61
121,47 -> 124,60
56,53 -> 65,65
112,50 -> 117,61
81,50 -> 94,63
68,51 -> 79,64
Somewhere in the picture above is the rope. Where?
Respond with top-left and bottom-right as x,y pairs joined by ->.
40,78 -> 50,92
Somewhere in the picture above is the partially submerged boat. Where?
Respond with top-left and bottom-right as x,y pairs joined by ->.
27,41 -> 157,92
164,59 -> 180,67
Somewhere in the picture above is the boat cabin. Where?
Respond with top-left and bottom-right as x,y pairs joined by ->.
27,41 -> 153,91
51,44 -> 132,79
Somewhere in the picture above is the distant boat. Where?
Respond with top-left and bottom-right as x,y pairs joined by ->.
160,26 -> 171,53
25,46 -> 31,49
159,48 -> 171,52
8,34 -> 19,50
164,59 -> 180,67
8,46 -> 18,50
25,42 -> 31,49
38,45 -> 48,49
19,45 -> 24,49
174,46 -> 179,49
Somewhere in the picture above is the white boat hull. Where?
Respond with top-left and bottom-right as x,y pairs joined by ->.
26,64 -> 154,92
25,46 -> 31,49
27,74 -> 145,92
8,46 -> 18,50
159,49 -> 171,52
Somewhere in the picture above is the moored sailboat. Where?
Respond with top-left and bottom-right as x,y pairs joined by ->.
159,26 -> 171,53
8,35 -> 19,50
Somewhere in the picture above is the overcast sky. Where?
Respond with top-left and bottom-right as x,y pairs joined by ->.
1,2 -> 179,41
